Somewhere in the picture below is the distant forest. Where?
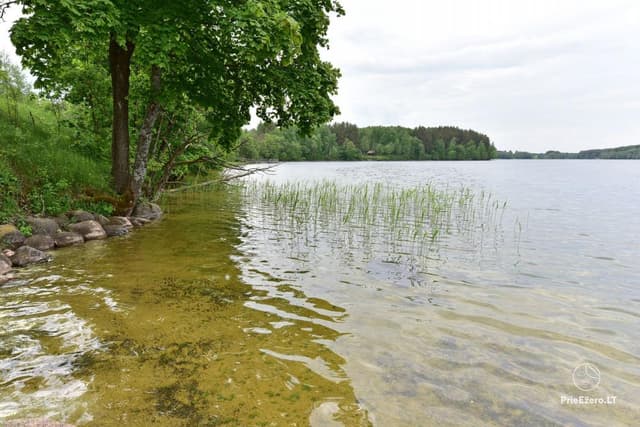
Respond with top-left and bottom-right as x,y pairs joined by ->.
498,145 -> 640,160
236,123 -> 497,161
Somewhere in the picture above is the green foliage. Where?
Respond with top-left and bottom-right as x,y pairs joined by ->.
7,0 -> 345,201
0,54 -> 113,218
341,139 -> 362,160
330,122 -> 359,147
0,56 -> 111,193
0,158 -> 20,223
236,123 -> 497,161
28,173 -> 72,216
497,150 -> 537,159
15,217 -> 32,237
73,200 -> 115,217
499,145 -> 640,159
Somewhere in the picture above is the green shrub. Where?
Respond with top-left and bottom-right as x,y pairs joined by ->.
72,200 -> 115,217
15,217 -> 32,237
0,159 -> 20,223
27,172 -> 72,216
1,57 -> 112,215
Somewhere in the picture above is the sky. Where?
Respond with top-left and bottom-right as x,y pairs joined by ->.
0,6 -> 19,58
2,1 -> 639,152
321,0 -> 640,152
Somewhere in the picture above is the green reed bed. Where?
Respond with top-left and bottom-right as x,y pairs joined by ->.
240,180 -> 507,259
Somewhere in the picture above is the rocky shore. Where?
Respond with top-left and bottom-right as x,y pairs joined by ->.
0,202 -> 162,284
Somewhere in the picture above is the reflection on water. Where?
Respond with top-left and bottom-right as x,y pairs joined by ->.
1,188 -> 369,426
236,161 -> 640,426
0,273 -> 101,423
1,160 -> 639,426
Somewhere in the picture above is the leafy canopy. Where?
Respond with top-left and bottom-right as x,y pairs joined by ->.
7,0 -> 343,145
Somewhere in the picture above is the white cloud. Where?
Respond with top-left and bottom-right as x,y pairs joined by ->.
324,0 -> 640,151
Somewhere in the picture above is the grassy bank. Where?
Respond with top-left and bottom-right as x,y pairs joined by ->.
0,57 -> 113,223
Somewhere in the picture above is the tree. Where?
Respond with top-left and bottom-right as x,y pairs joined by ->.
447,138 -> 457,160
4,0 -> 343,210
341,139 -> 361,160
237,123 -> 498,161
434,138 -> 446,160
477,143 -> 488,160
0,52 -> 30,124
329,121 -> 359,147
237,133 -> 259,160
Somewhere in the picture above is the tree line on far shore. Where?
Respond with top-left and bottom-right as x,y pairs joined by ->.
498,145 -> 640,160
235,123 -> 497,161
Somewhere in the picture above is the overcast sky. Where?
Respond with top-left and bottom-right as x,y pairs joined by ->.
2,1 -> 639,152
0,5 -> 18,55
323,0 -> 640,152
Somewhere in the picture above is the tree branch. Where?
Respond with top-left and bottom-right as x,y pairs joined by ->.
173,155 -> 222,167
220,164 -> 277,182
0,1 -> 18,20
164,164 -> 277,193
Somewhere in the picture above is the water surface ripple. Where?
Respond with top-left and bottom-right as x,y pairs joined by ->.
236,160 -> 640,426
0,160 -> 638,426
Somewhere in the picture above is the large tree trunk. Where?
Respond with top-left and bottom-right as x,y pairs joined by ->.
128,65 -> 162,213
109,34 -> 134,194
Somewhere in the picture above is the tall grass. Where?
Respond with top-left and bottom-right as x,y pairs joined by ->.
0,57 -> 112,220
0,102 -> 111,192
239,179 -> 507,264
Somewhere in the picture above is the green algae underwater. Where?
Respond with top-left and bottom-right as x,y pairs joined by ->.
3,160 -> 640,426
0,185 -> 370,426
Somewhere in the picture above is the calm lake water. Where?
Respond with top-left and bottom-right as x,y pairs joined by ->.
1,160 -> 639,426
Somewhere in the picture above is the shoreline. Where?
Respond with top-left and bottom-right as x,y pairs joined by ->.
0,202 -> 163,285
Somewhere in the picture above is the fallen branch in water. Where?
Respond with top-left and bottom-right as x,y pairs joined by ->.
221,163 -> 278,181
164,163 -> 277,193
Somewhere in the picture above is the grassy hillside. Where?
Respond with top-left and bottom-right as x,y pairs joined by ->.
0,57 -> 113,223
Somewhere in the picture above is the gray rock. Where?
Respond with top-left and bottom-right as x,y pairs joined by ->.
0,253 -> 12,275
24,234 -> 55,251
54,214 -> 70,228
68,220 -> 107,241
1,224 -> 24,250
109,216 -> 133,228
95,214 -> 110,226
26,217 -> 60,236
54,232 -> 84,248
0,223 -> 18,238
132,202 -> 162,220
10,245 -> 52,267
1,230 -> 26,250
67,210 -> 95,223
129,217 -> 151,227
2,248 -> 15,258
103,224 -> 129,237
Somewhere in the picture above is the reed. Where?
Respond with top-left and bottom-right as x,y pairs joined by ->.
240,179 -> 507,263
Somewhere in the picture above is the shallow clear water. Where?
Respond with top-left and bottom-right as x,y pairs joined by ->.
1,160 -> 639,426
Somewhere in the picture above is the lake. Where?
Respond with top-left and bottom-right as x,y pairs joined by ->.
1,160 -> 639,426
